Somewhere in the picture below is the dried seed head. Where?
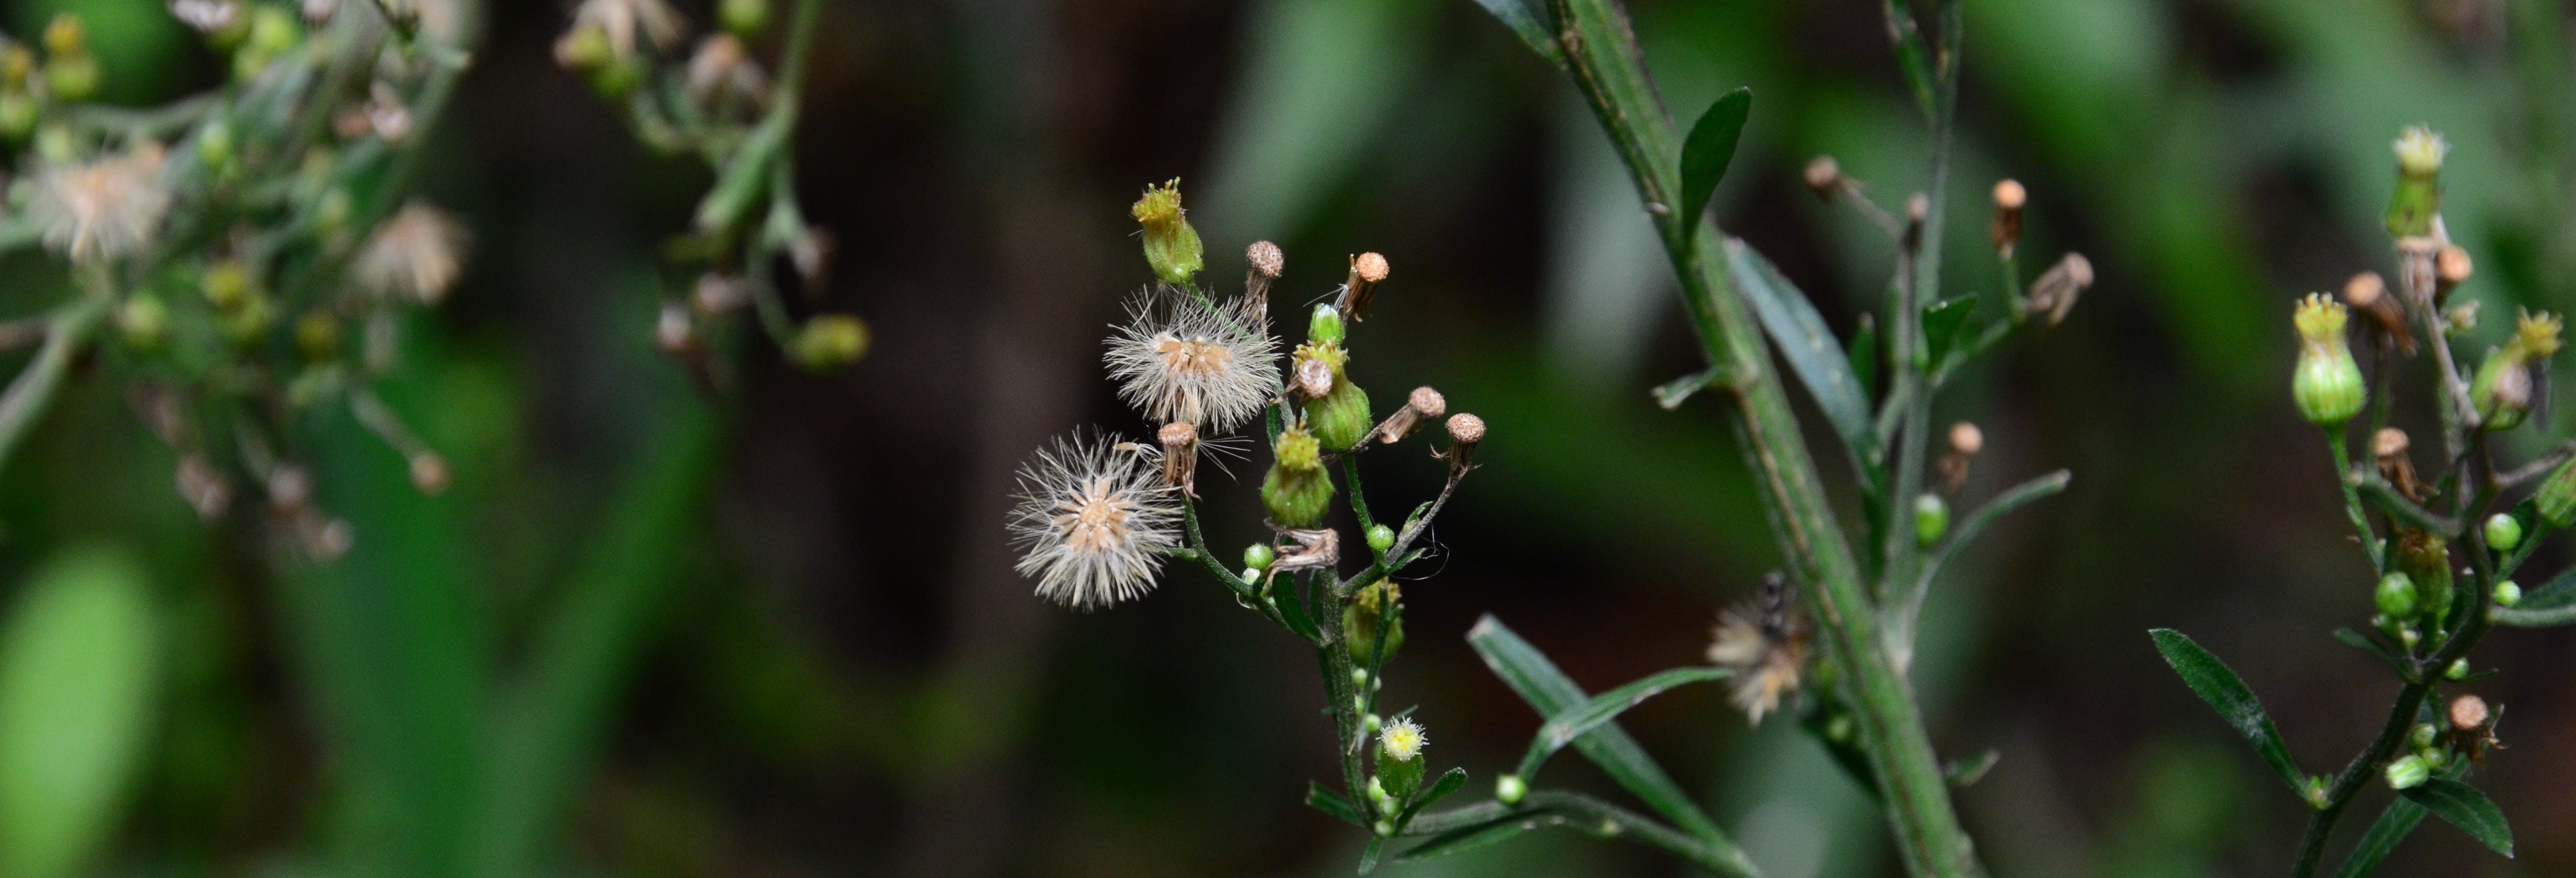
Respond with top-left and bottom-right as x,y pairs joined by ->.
2396,236 -> 2441,301
1106,288 -> 1281,432
352,202 -> 469,304
1802,155 -> 1841,196
1708,572 -> 1807,725
2025,252 -> 2094,326
2448,695 -> 2489,732
1444,412 -> 1485,444
1370,386 -> 1448,445
2437,246 -> 2474,287
1408,386 -> 1445,419
267,464 -> 313,513
1340,252 -> 1389,319
1008,431 -> 1181,609
1992,179 -> 2027,211
2373,427 -> 2409,458
1247,240 -> 1284,278
1354,251 -> 1390,284
2344,271 -> 2387,308
1948,421 -> 1983,456
1991,179 -> 2025,256
409,453 -> 450,494
1157,421 -> 1199,495
2342,271 -> 2414,354
34,145 -> 172,263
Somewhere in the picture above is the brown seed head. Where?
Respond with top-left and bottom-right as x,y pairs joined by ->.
1159,421 -> 1197,447
2343,272 -> 2386,308
1948,422 -> 1984,456
1248,240 -> 1284,278
267,464 -> 313,513
1354,252 -> 1390,284
1445,413 -> 1485,444
2437,246 -> 2474,286
1802,156 -> 1841,195
1905,192 -> 1931,225
409,453 -> 450,495
1992,180 -> 2026,211
1408,386 -> 1446,419
2373,427 -> 2410,459
2026,253 -> 2095,326
2449,694 -> 2490,732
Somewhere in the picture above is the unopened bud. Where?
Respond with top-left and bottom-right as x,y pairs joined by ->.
2411,723 -> 2440,749
1991,179 -> 2025,256
1247,240 -> 1284,278
2395,530 -> 2454,627
720,0 -> 771,38
2469,309 -> 2561,430
2484,513 -> 2523,552
1495,773 -> 1527,805
789,314 -> 870,372
1367,524 -> 1395,553
2025,253 -> 2093,326
1802,156 -> 1841,197
118,294 -> 168,350
1261,425 -> 1333,528
1308,302 -> 1346,346
409,453 -> 448,494
2493,580 -> 2521,607
2291,293 -> 2365,426
1914,493 -> 1948,546
2383,753 -> 2430,790
2448,695 -> 2489,732
1131,179 -> 1204,284
1244,543 -> 1275,571
2445,658 -> 2469,680
2376,573 -> 2418,618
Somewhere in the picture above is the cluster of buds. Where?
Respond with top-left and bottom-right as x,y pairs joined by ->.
557,0 -> 865,377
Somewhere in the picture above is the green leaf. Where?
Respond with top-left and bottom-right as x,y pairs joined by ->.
1514,666 -> 1729,781
1724,238 -> 1873,463
1396,767 -> 1469,830
1466,616 -> 1728,845
1944,749 -> 1999,788
1678,87 -> 1752,240
1399,813 -> 1534,861
1908,471 -> 2070,616
1358,836 -> 1383,874
1464,0 -> 1563,68
2331,628 -> 2408,674
1920,297 -> 1977,370
2400,778 -> 2513,857
2332,760 -> 2466,878
1307,782 -> 1366,826
2493,561 -> 2576,627
1847,313 -> 1880,402
0,546 -> 160,878
1652,365 -> 1729,410
2148,629 -> 2306,797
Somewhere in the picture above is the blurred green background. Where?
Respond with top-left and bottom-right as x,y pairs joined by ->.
0,0 -> 2570,876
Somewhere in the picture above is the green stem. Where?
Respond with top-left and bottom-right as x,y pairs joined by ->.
1548,0 -> 1976,873
2327,432 -> 2387,573
0,296 -> 107,476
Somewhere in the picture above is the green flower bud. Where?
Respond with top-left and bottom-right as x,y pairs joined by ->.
295,311 -> 339,362
790,314 -> 871,371
41,15 -> 84,59
2484,513 -> 2524,552
1372,819 -> 1393,837
2383,754 -> 2430,790
2410,722 -> 2439,749
2494,580 -> 2522,607
196,116 -> 235,168
117,294 -> 167,350
1130,179 -> 1203,284
1343,580 -> 1404,664
1261,425 -> 1333,528
2375,572 -> 2417,618
720,0 -> 772,38
2469,310 -> 2561,431
203,261 -> 253,310
2292,294 -> 2365,426
2394,530 -> 2453,626
221,293 -> 272,346
2538,458 -> 2576,528
2445,658 -> 2469,680
233,7 -> 302,82
0,91 -> 34,143
2304,776 -> 2330,809
1494,773 -> 1527,805
1914,493 -> 1948,547
2417,747 -> 2448,771
1244,543 -> 1275,571
1375,717 -> 1427,800
2386,128 -> 2446,237
554,25 -> 613,72
44,53 -> 97,103
1308,302 -> 1346,346
1366,524 -> 1395,553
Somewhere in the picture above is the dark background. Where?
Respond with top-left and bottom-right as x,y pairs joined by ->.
5,0 -> 2575,875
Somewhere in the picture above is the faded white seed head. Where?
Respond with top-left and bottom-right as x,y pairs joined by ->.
353,202 -> 470,304
1009,431 -> 1181,609
1106,288 -> 1280,433
168,0 -> 244,34
34,145 -> 172,263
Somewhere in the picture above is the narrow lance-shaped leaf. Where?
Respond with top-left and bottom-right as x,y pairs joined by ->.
1464,0 -> 1564,68
2400,778 -> 2513,857
1515,666 -> 1729,781
1307,782 -> 1366,827
1678,87 -> 1752,240
2492,562 -> 2576,627
1725,238 -> 1873,463
1919,297 -> 1976,371
2148,629 -> 2308,797
1466,616 -> 1728,845
2331,760 -> 2466,878
1395,767 -> 1469,830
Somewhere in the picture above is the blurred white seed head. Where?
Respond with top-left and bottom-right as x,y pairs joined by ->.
1009,431 -> 1181,609
34,145 -> 171,263
353,202 -> 469,304
1708,573 -> 1806,725
567,0 -> 684,57
1105,289 -> 1280,433
168,0 -> 244,34
1379,718 -> 1427,761
685,33 -> 769,108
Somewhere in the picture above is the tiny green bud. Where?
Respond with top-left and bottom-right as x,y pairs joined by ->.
790,315 -> 872,371
2292,294 -> 2365,426
1244,543 -> 1275,571
1343,580 -> 1404,664
221,293 -> 272,345
1825,713 -> 1854,743
1363,713 -> 1381,735
33,124 -> 75,165
2417,748 -> 2447,771
1367,524 -> 1395,553
1309,302 -> 1346,345
197,116 -> 235,168
0,92 -> 35,143
117,295 -> 168,350
2410,723 -> 2439,749
294,311 -> 339,361
2485,513 -> 2524,552
2395,530 -> 2454,627
1914,493 -> 1948,547
2494,580 -> 2522,607
720,0 -> 771,38
2445,658 -> 2469,680
1239,567 -> 1260,583
2383,754 -> 2430,790
1495,774 -> 1527,805
1367,776 -> 1388,803
1131,179 -> 1203,284
1351,667 -> 1370,686
44,54 -> 98,104
2374,572 -> 2417,618
204,261 -> 253,309
2305,776 -> 2330,808
2400,626 -> 2421,649
1373,819 -> 1393,837
2470,310 -> 2562,431
1261,425 -> 1333,528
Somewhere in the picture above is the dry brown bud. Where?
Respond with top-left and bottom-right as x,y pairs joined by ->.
1158,421 -> 1199,496
2373,427 -> 2409,458
1991,180 -> 2026,257
2448,694 -> 2489,732
409,453 -> 450,495
2395,237 -> 2441,303
1248,240 -> 1284,278
2342,271 -> 2414,354
1445,412 -> 1485,444
1340,252 -> 1389,320
1803,156 -> 1842,197
1408,386 -> 1446,419
1949,422 -> 1984,456
1992,180 -> 2027,211
2374,427 -> 2429,501
1372,386 -> 1449,445
1355,251 -> 1389,284
2025,252 -> 2094,326
2437,245 -> 2474,290
176,454 -> 232,522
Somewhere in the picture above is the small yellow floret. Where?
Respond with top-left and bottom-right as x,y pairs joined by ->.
2512,309 -> 2562,360
2293,293 -> 2350,349
1379,718 -> 1427,762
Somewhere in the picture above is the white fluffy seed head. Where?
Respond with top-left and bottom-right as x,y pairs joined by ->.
1105,288 -> 1280,433
35,145 -> 171,263
353,202 -> 470,304
1009,430 -> 1180,609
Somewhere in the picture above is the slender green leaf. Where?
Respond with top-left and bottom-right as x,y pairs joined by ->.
1920,297 -> 1976,369
1652,365 -> 1730,410
2493,562 -> 2576,627
1399,812 -> 1534,860
2149,629 -> 2306,796
1907,471 -> 2069,622
2400,778 -> 2513,857
1883,0 -> 1937,118
1943,749 -> 1999,788
1274,576 -> 1322,642
2331,628 -> 2408,674
1396,767 -> 1469,830
1466,616 -> 1727,844
1724,238 -> 1872,462
1515,666 -> 1729,781
1357,836 -> 1383,874
1678,87 -> 1752,239
1847,313 -> 1880,402
2332,760 -> 2468,878
0,547 -> 159,878
1464,0 -> 1563,68
1308,782 -> 1366,826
